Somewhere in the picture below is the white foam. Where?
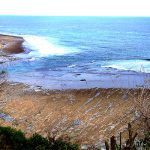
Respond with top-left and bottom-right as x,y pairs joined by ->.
68,64 -> 76,68
102,60 -> 150,73
22,35 -> 78,57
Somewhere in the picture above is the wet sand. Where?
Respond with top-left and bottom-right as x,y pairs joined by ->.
0,82 -> 149,145
8,71 -> 150,89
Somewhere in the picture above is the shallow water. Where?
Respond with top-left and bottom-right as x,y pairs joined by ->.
0,16 -> 150,88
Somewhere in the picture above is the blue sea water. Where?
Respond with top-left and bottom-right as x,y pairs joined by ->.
0,16 -> 150,89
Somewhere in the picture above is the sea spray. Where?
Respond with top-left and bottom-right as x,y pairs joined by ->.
23,35 -> 79,57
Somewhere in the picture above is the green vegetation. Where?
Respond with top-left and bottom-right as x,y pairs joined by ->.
0,126 -> 79,150
0,124 -> 149,149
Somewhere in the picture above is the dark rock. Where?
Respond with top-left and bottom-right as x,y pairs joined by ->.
80,79 -> 86,81
0,34 -> 24,54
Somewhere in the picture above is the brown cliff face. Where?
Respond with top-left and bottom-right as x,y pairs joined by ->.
0,34 -> 24,53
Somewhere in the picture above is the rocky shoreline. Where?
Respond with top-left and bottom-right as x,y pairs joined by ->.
0,34 -> 149,146
0,34 -> 25,78
0,82 -> 149,145
0,34 -> 24,54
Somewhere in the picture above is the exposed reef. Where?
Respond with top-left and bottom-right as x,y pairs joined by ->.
0,34 -> 24,54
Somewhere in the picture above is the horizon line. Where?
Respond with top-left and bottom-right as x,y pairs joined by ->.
0,15 -> 150,17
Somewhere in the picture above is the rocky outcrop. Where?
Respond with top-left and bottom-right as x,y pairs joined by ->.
0,34 -> 24,53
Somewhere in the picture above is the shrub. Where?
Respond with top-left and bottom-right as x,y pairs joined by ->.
27,133 -> 50,150
50,139 -> 79,150
104,123 -> 150,150
0,126 -> 79,150
138,132 -> 150,149
0,126 -> 26,150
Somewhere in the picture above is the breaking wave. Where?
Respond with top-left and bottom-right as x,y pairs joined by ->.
22,35 -> 79,57
102,59 -> 150,73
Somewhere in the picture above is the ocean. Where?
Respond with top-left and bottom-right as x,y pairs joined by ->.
0,16 -> 150,89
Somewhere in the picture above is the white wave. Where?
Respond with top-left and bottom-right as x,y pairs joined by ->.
22,35 -> 78,57
68,64 -> 76,68
102,60 -> 150,73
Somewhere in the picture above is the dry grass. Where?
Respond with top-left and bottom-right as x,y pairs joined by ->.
133,88 -> 150,132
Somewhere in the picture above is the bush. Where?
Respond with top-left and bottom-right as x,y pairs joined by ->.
0,126 -> 79,150
0,126 -> 26,150
138,132 -> 150,149
104,123 -> 150,150
51,139 -> 79,150
27,133 -> 50,150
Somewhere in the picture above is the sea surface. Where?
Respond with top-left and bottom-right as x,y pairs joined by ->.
0,16 -> 150,89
